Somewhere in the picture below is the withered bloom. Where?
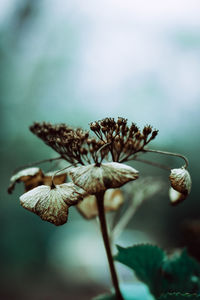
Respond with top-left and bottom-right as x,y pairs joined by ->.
8,167 -> 67,193
68,162 -> 139,194
77,189 -> 124,219
169,168 -> 192,205
20,183 -> 86,225
30,118 -> 158,165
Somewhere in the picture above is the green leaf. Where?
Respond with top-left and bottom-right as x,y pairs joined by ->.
114,244 -> 165,296
158,292 -> 200,300
160,249 -> 200,294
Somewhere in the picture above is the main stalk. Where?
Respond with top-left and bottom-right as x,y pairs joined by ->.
96,192 -> 124,300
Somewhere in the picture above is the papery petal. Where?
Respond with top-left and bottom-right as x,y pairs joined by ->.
43,171 -> 67,186
169,187 -> 187,206
8,167 -> 42,194
77,195 -> 98,219
169,168 -> 191,194
20,183 -> 86,225
69,162 -> 139,194
104,189 -> 124,211
77,188 -> 124,219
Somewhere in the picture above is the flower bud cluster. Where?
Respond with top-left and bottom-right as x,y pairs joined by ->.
30,122 -> 106,165
90,117 -> 158,162
30,118 -> 158,165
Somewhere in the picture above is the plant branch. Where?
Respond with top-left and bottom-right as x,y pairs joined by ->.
143,149 -> 189,168
133,157 -> 171,170
96,192 -> 124,300
13,156 -> 62,174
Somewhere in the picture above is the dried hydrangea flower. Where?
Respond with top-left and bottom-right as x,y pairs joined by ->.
77,189 -> 124,219
20,183 -> 86,226
30,118 -> 158,164
8,168 -> 67,193
169,168 -> 192,195
8,167 -> 43,194
69,162 -> 139,194
169,187 -> 187,206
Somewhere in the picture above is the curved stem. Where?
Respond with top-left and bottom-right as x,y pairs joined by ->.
96,192 -> 124,300
133,157 -> 171,171
143,149 -> 189,168
51,164 -> 77,186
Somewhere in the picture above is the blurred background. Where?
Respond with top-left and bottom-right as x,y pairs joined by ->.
1,0 -> 200,299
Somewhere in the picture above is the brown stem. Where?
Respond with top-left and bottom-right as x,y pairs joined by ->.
143,149 -> 189,168
96,192 -> 124,300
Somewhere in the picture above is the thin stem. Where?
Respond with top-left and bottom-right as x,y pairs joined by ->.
143,149 -> 189,168
51,164 -> 77,186
95,142 -> 111,165
96,192 -> 124,300
133,157 -> 171,171
13,156 -> 62,174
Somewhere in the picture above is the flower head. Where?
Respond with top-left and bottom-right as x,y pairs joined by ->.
30,118 -> 158,165
69,162 -> 139,194
20,183 -> 86,225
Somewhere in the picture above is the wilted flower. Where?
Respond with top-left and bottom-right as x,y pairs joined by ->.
8,167 -> 67,193
169,168 -> 191,194
69,162 -> 139,194
77,189 -> 124,219
20,183 -> 86,225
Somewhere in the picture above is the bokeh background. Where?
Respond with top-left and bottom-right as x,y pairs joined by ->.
1,0 -> 200,299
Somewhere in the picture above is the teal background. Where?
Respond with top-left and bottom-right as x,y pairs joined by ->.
1,1 -> 200,299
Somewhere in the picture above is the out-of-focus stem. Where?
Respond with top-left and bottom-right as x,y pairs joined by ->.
96,192 -> 124,300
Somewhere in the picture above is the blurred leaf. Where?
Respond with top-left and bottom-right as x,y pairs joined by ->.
158,292 -> 200,300
114,244 -> 165,296
160,249 -> 200,294
115,244 -> 200,298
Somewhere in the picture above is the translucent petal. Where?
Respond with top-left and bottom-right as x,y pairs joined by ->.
69,162 -> 139,194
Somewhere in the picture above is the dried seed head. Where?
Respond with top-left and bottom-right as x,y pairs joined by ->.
169,187 -> 187,206
20,183 -> 86,225
77,188 -> 124,219
69,162 -> 139,194
169,168 -> 192,195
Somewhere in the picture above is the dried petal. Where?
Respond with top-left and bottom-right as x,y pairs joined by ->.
77,188 -> 124,219
169,187 -> 187,206
69,162 -> 139,194
43,171 -> 67,187
8,168 -> 68,193
8,167 -> 42,194
77,195 -> 98,219
169,168 -> 192,194
20,183 -> 86,225
104,189 -> 124,211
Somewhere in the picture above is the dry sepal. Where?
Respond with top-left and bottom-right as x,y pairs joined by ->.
69,162 -> 139,194
8,167 -> 67,193
20,183 -> 86,225
77,188 -> 124,219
